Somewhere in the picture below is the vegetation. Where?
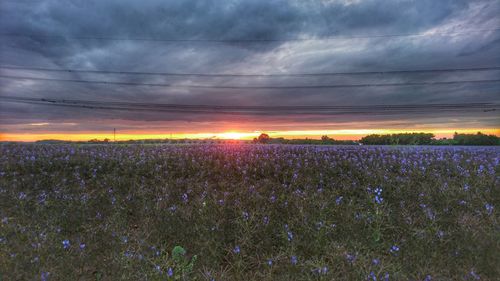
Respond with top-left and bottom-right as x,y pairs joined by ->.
360,132 -> 499,146
449,132 -> 500,146
30,132 -> 498,146
1,144 -> 498,280
252,134 -> 357,145
360,133 -> 434,145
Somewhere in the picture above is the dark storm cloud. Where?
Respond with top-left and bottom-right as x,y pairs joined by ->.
0,0 -> 499,133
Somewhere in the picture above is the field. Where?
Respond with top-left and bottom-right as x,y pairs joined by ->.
1,144 -> 498,280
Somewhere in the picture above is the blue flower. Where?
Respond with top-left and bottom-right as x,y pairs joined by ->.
18,192 -> 27,200
233,245 -> 240,254
316,221 -> 324,230
291,255 -> 298,265
335,196 -> 343,205
167,267 -> 173,277
242,211 -> 249,220
485,203 -> 494,215
469,270 -> 480,280
62,239 -> 70,249
373,187 -> 384,204
267,259 -> 273,266
313,266 -> 329,275
424,275 -> 432,281
369,271 -> 377,281
346,253 -> 356,263
287,231 -> 294,241
389,245 -> 399,254
321,266 -> 328,274
124,251 -> 133,258
41,272 -> 50,281
372,258 -> 380,266
79,243 -> 86,250
263,216 -> 269,225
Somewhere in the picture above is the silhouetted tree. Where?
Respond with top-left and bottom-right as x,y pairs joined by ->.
453,132 -> 499,145
254,133 -> 271,144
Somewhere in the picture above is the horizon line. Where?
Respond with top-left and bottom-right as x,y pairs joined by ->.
2,128 -> 499,142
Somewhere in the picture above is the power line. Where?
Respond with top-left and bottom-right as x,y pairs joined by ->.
1,96 -> 498,116
1,28 -> 499,43
27,97 -> 500,110
4,96 -> 498,110
5,100 -> 497,116
1,65 -> 499,78
1,74 -> 499,89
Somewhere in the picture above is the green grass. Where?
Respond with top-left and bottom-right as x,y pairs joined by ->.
0,144 -> 498,280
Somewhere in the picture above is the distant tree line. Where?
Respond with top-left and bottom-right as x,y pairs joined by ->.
31,132 -> 499,146
252,134 -> 357,145
359,133 -> 434,145
443,132 -> 500,146
359,132 -> 499,146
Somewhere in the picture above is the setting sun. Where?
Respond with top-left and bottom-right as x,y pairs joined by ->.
217,132 -> 257,140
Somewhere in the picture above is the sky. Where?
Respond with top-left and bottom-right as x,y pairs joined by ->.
0,0 -> 499,141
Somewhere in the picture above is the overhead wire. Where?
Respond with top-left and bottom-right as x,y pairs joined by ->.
1,96 -> 498,116
1,75 -> 499,89
1,27 -> 499,43
1,65 -> 499,78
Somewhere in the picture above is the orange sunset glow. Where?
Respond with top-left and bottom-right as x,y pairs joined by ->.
2,128 -> 499,142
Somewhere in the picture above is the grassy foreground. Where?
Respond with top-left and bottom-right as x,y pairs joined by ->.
0,144 -> 498,280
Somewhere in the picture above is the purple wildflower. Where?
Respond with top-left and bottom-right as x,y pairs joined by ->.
485,203 -> 493,215
62,239 -> 70,249
41,272 -> 50,281
242,211 -> 249,220
335,196 -> 343,205
389,245 -> 399,254
233,245 -> 240,254
346,253 -> 356,263
470,270 -> 480,280
263,216 -> 269,225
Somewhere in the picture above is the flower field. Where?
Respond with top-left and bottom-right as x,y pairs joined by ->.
0,144 -> 498,280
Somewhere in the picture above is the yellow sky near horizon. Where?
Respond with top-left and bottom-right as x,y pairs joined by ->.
1,128 -> 499,142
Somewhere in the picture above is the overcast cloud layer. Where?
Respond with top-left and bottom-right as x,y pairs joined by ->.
1,0 -> 499,135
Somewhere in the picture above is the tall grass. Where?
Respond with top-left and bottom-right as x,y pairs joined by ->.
1,144 -> 498,280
